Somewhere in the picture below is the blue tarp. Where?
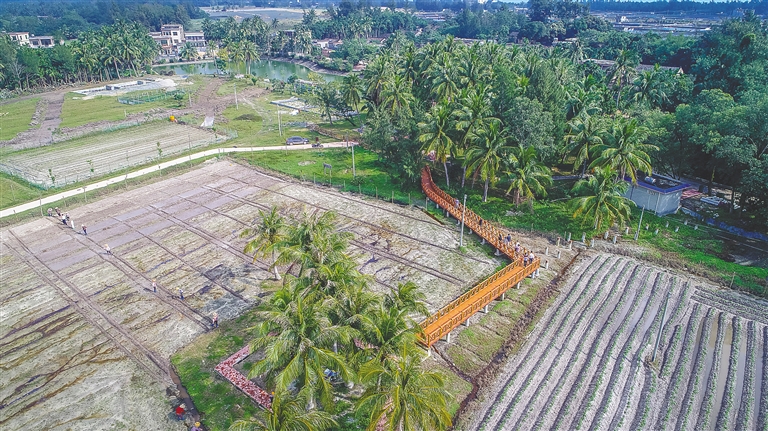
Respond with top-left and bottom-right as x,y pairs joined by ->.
680,208 -> 768,241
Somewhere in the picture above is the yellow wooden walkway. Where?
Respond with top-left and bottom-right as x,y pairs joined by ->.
419,167 -> 540,347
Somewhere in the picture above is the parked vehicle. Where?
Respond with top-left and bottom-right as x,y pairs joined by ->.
312,142 -> 323,148
286,136 -> 309,145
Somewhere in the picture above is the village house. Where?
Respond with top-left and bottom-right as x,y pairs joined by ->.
6,32 -> 30,46
29,35 -> 60,48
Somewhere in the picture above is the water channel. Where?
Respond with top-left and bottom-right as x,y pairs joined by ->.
152,59 -> 341,82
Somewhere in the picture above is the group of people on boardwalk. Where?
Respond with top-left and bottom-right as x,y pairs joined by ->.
430,188 -> 537,268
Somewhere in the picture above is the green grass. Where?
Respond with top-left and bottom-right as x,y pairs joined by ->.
430,363 -> 473,417
59,93 -> 185,128
172,312 -> 263,431
0,97 -> 39,140
0,172 -> 40,208
233,147 -> 424,206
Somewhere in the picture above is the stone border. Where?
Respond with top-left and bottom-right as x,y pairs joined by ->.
214,345 -> 272,409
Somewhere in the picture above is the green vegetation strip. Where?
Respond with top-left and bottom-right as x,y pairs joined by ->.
233,147 -> 424,206
0,97 -> 39,140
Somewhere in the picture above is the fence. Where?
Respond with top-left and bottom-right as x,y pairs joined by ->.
117,89 -> 186,105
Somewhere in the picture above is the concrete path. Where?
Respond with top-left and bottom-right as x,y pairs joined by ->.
0,142 -> 355,219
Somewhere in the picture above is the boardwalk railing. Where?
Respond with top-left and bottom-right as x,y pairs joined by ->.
419,167 -> 540,347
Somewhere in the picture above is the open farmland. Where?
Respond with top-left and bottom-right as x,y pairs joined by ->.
0,160 -> 499,430
0,122 -> 225,188
466,253 -> 767,431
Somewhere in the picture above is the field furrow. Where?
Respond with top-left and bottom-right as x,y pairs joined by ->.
475,255 -> 612,431
489,258 -> 631,431
652,304 -> 702,430
716,316 -> 741,430
551,265 -> 651,430
736,321 -> 757,431
589,274 -> 672,431
506,262 -> 639,431
675,307 -> 715,431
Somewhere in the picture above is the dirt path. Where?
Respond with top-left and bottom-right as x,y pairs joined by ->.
4,92 -> 64,149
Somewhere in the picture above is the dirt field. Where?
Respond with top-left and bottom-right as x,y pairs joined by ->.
0,160 -> 500,430
0,122 -> 224,188
462,252 -> 768,431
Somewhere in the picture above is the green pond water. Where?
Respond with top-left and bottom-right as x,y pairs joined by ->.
153,59 -> 340,82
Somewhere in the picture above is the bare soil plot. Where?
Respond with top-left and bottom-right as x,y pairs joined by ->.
464,252 -> 768,431
0,160 -> 499,430
0,122 -> 224,188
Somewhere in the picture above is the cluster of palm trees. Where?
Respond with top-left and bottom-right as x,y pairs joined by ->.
203,16 -> 314,72
347,36 -> 672,229
1,20 -> 158,90
233,207 -> 451,431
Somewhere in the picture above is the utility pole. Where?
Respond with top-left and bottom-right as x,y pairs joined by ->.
351,142 -> 356,178
234,83 -> 238,110
635,193 -> 650,241
459,194 -> 467,247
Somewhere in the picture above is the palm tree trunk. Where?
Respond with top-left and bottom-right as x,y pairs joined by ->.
483,177 -> 489,202
581,160 -> 587,177
513,188 -> 520,206
461,165 -> 466,188
443,160 -> 450,188
113,60 -> 121,79
272,250 -> 281,280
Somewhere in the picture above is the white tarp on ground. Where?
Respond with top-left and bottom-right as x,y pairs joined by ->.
201,116 -> 215,128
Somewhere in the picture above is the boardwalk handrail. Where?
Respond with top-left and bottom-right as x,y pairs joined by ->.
418,166 -> 540,347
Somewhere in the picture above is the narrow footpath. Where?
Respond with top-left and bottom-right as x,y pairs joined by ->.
0,142 -> 355,219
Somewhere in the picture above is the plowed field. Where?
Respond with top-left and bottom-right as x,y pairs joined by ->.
467,253 -> 767,431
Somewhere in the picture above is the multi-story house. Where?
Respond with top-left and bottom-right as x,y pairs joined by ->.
7,32 -> 30,46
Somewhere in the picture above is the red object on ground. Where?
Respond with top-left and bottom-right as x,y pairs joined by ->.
214,346 -> 272,409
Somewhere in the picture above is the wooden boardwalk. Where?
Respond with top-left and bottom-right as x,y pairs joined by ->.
419,167 -> 540,347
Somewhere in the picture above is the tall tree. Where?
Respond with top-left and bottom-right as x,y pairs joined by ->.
465,121 -> 511,202
590,118 -> 657,184
242,206 -> 286,280
504,145 -> 552,210
563,114 -> 605,176
228,389 -> 336,431
569,166 -> 635,230
418,102 -> 456,188
357,343 -> 452,431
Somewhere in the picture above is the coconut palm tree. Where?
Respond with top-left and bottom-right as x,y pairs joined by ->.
630,64 -> 670,109
590,118 -> 657,184
610,49 -> 638,109
242,206 -> 286,280
229,389 -> 336,431
569,166 -> 635,230
241,40 -> 259,75
340,73 -> 363,115
453,85 -> 497,187
383,281 -> 429,319
465,121 -> 511,202
381,74 -> 414,116
419,102 -> 456,187
357,342 -> 452,431
563,114 -> 605,176
248,284 -> 352,410
179,42 -> 197,62
504,145 -> 552,210
314,82 -> 340,125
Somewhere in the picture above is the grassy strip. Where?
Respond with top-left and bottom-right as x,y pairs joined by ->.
0,97 -> 39,140
0,172 -> 40,209
171,312 -> 264,431
233,147 -> 424,206
59,92 -> 184,129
